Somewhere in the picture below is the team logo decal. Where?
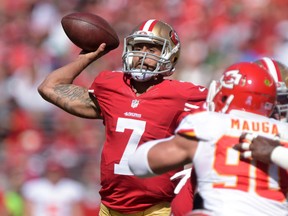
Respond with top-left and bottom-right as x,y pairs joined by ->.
220,70 -> 242,89
170,30 -> 179,45
131,99 -> 140,108
264,79 -> 271,86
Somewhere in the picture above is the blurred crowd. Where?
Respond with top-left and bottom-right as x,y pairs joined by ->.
1,0 -> 288,215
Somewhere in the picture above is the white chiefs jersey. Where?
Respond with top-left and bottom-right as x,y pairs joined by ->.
176,110 -> 288,216
22,178 -> 85,216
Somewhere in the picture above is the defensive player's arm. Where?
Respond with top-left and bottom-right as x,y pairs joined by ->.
38,44 -> 106,119
235,134 -> 288,169
128,134 -> 198,177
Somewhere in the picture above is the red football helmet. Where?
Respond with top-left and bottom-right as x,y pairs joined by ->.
207,62 -> 277,116
254,57 -> 288,121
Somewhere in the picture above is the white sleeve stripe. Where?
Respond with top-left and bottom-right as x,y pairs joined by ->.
185,103 -> 199,109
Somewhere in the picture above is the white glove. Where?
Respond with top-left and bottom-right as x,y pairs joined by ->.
170,168 -> 192,194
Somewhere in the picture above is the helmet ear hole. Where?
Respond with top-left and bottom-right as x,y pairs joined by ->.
221,96 -> 228,103
172,57 -> 178,64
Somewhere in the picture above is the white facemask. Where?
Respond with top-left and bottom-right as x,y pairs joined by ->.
130,69 -> 155,82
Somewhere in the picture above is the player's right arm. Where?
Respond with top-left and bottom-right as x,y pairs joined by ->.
38,44 -> 106,119
235,133 -> 288,169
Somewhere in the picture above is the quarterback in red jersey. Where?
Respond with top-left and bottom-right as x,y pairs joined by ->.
38,19 -> 207,215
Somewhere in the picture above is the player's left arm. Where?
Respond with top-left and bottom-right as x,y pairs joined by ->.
128,134 -> 198,177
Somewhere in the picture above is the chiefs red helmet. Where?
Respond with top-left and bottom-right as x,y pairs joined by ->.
208,62 -> 277,116
254,57 -> 288,121
122,19 -> 180,82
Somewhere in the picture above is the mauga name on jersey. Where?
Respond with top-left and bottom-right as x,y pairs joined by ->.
230,118 -> 279,135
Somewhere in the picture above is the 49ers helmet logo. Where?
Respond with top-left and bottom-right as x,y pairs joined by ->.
170,30 -> 179,45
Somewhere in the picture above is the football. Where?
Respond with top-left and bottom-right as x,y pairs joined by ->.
61,12 -> 120,52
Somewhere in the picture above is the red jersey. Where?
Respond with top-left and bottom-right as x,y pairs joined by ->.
89,70 -> 207,213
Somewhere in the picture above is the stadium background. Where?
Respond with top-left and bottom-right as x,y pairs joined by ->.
0,0 -> 288,214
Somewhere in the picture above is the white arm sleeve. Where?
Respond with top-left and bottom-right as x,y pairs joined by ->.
128,136 -> 174,177
270,146 -> 288,170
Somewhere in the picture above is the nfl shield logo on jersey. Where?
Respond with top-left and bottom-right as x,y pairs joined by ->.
131,99 -> 139,108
